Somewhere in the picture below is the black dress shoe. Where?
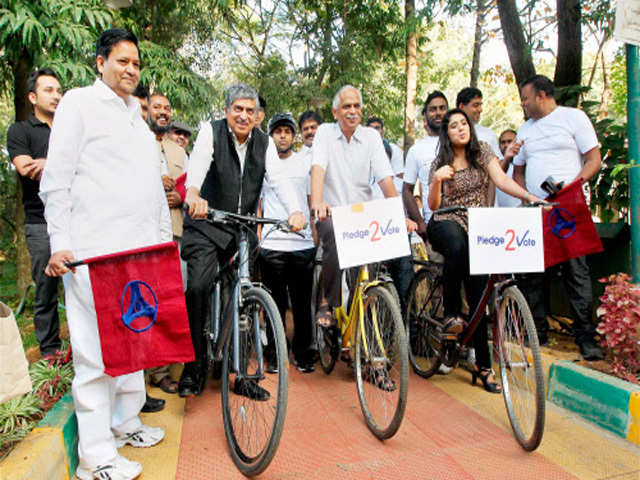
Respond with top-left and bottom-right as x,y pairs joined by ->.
578,339 -> 604,361
233,378 -> 270,401
178,374 -> 201,398
141,394 -> 165,413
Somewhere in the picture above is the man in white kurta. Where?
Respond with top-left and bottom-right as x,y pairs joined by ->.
40,29 -> 171,480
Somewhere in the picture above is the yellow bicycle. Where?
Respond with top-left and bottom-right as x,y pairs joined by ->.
312,261 -> 409,439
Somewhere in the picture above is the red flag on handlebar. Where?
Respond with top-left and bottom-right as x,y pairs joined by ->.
542,180 -> 603,269
83,242 -> 194,376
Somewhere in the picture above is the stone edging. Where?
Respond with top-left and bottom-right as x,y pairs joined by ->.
547,360 -> 640,445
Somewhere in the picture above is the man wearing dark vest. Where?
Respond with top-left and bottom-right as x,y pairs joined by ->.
179,83 -> 305,397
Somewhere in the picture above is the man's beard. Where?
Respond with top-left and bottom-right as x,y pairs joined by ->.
427,117 -> 442,134
149,117 -> 170,135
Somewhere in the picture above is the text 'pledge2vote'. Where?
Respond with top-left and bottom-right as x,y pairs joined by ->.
342,219 -> 401,242
476,229 -> 536,252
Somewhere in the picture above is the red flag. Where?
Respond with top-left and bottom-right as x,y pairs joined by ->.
542,179 -> 603,269
175,172 -> 186,202
84,242 -> 194,376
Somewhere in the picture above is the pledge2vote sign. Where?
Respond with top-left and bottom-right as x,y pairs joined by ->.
332,197 -> 410,269
468,207 -> 544,275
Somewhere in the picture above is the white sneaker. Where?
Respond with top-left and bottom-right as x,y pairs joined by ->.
115,424 -> 165,448
438,364 -> 453,374
75,455 -> 142,480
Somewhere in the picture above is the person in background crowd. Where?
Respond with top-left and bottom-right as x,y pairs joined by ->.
7,68 -> 66,365
366,116 -> 404,194
495,128 -> 522,207
259,113 -> 316,373
256,95 -> 266,130
41,28 -> 169,480
499,129 -> 516,156
403,91 -> 448,240
168,121 -> 193,154
299,110 -> 322,149
179,83 -> 305,398
513,75 -> 604,361
147,92 -> 189,395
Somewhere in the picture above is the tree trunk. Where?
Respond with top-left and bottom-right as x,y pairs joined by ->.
470,0 -> 487,88
554,0 -> 582,106
496,0 -> 536,88
598,53 -> 611,119
403,0 -> 418,154
11,48 -> 35,297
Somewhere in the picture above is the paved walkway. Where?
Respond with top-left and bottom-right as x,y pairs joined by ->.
122,360 -> 639,480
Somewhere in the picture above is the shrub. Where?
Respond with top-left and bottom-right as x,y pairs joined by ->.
596,273 -> 640,383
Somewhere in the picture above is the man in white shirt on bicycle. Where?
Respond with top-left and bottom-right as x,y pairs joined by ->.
310,85 -> 416,325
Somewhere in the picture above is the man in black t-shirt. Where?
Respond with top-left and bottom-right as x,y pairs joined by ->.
7,68 -> 64,361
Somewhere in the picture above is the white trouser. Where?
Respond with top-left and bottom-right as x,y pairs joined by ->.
63,267 -> 145,469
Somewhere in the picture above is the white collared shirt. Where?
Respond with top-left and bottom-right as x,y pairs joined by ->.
475,124 -> 502,159
39,79 -> 172,258
312,123 -> 393,207
186,122 -> 301,214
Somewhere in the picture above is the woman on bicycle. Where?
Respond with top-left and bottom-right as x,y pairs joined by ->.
427,109 -> 544,393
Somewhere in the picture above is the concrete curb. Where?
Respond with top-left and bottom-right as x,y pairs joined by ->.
547,360 -> 640,445
0,394 -> 77,480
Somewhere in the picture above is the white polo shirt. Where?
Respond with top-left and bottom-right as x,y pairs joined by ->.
312,123 -> 393,207
513,106 -> 599,199
403,135 -> 439,221
40,79 -> 172,258
261,149 -> 314,251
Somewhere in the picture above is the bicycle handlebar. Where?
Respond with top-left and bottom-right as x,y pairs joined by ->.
434,201 -> 557,215
184,204 -> 304,236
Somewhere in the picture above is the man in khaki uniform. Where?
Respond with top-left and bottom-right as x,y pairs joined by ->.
147,92 -> 188,394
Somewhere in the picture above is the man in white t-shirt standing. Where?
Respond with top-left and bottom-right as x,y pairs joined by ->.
259,113 -> 316,373
513,75 -> 603,361
403,91 -> 448,240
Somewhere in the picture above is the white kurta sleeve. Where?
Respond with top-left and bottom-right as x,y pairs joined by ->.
39,92 -> 84,254
186,122 -> 214,190
264,138 -> 302,215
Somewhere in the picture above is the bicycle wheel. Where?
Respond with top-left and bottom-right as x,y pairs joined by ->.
406,265 -> 443,378
311,263 -> 339,374
497,286 -> 545,451
355,285 -> 408,439
221,287 -> 288,476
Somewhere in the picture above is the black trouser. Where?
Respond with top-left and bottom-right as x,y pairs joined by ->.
519,256 -> 596,344
427,219 -> 490,369
25,223 -> 61,356
180,226 -> 235,379
383,255 -> 413,318
259,248 -> 315,363
316,218 -> 342,308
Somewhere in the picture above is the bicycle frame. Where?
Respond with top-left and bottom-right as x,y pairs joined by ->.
206,228 -> 265,382
333,265 -> 388,357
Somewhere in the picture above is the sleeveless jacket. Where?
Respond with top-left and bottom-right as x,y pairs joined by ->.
184,119 -> 268,248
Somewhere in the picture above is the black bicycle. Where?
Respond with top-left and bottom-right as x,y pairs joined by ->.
196,207 -> 295,476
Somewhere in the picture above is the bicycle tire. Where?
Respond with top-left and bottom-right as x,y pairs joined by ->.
406,265 -> 442,378
355,285 -> 409,439
497,286 -> 545,451
221,287 -> 288,476
311,263 -> 339,374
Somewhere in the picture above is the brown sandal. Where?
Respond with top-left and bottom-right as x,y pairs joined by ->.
442,315 -> 466,334
151,376 -> 179,394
